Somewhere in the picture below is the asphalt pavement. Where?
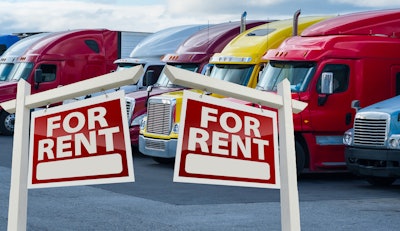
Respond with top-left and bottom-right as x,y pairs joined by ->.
2,164 -> 400,231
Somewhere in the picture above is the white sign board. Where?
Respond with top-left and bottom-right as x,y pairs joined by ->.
28,90 -> 134,188
174,90 -> 280,189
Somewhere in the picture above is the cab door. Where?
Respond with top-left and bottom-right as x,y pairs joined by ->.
305,60 -> 355,166
31,62 -> 61,94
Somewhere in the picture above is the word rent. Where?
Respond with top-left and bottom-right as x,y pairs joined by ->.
38,106 -> 119,160
188,106 -> 269,160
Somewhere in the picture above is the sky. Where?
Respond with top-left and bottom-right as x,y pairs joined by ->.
1,0 -> 400,34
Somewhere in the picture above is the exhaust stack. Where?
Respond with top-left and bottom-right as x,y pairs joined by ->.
293,9 -> 301,36
240,11 -> 247,33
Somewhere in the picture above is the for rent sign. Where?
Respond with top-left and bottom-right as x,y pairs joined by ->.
28,91 -> 134,188
174,90 -> 279,189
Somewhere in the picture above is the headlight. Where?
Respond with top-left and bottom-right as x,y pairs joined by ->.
343,129 -> 353,146
139,116 -> 147,130
172,123 -> 179,134
388,135 -> 400,149
131,113 -> 146,126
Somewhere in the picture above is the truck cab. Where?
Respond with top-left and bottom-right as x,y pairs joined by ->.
113,25 -> 208,94
258,9 -> 400,174
138,15 -> 329,163
0,29 -> 142,135
344,95 -> 400,186
125,20 -> 269,147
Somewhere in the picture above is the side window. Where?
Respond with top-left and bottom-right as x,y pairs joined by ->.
317,64 -> 350,93
85,40 -> 100,53
39,64 -> 57,82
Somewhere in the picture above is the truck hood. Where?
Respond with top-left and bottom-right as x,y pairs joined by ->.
0,81 -> 18,106
360,95 -> 400,114
222,91 -> 302,107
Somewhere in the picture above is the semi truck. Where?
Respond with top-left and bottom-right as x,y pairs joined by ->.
343,96 -> 400,186
256,9 -> 400,174
113,24 -> 208,94
0,34 -> 20,56
138,14 -> 329,163
0,29 -> 149,135
0,33 -> 51,81
125,19 -> 269,147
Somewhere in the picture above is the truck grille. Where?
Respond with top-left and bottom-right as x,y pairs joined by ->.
125,98 -> 134,122
145,139 -> 166,151
146,97 -> 174,135
353,113 -> 389,147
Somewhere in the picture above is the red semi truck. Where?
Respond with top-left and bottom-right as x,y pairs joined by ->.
125,20 -> 268,147
0,29 -> 149,135
253,9 -> 400,174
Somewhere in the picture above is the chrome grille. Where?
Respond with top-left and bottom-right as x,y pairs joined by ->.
146,97 -> 174,135
145,139 -> 166,151
125,98 -> 135,122
353,113 -> 388,147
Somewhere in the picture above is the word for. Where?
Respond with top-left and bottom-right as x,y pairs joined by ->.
37,106 -> 119,160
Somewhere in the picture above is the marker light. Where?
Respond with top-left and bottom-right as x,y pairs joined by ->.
388,135 -> 400,149
343,129 -> 353,146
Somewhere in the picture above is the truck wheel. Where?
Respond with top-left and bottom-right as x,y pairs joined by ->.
366,177 -> 396,186
153,157 -> 175,164
295,141 -> 306,175
0,111 -> 14,136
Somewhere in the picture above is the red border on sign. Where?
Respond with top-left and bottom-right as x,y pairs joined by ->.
174,90 -> 280,189
28,91 -> 134,188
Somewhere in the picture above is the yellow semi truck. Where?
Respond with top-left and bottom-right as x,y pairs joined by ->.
139,14 -> 330,163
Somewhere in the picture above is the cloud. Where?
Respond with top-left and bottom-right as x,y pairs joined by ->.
0,1 -> 168,33
165,0 -> 283,14
0,0 -> 399,34
165,0 -> 285,20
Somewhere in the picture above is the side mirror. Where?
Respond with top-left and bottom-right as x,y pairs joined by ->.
351,100 -> 361,112
204,65 -> 212,76
34,69 -> 43,89
318,72 -> 334,106
144,70 -> 156,86
145,85 -> 153,108
320,72 -> 333,94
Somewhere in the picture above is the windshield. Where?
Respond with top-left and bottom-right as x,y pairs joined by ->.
172,63 -> 199,72
209,64 -> 253,86
8,62 -> 34,81
116,63 -> 141,71
256,61 -> 316,92
155,63 -> 200,87
0,63 -> 14,81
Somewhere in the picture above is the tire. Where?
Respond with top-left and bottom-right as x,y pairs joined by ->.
0,111 -> 15,136
153,157 -> 175,164
295,141 -> 306,175
366,177 -> 396,186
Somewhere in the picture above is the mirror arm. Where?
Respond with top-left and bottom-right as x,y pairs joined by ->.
318,94 -> 329,106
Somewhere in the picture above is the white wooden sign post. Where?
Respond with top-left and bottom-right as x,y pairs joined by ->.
1,65 -> 144,231
164,65 -> 307,231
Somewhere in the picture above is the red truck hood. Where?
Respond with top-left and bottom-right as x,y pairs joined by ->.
0,81 -> 18,107
224,92 -> 303,112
